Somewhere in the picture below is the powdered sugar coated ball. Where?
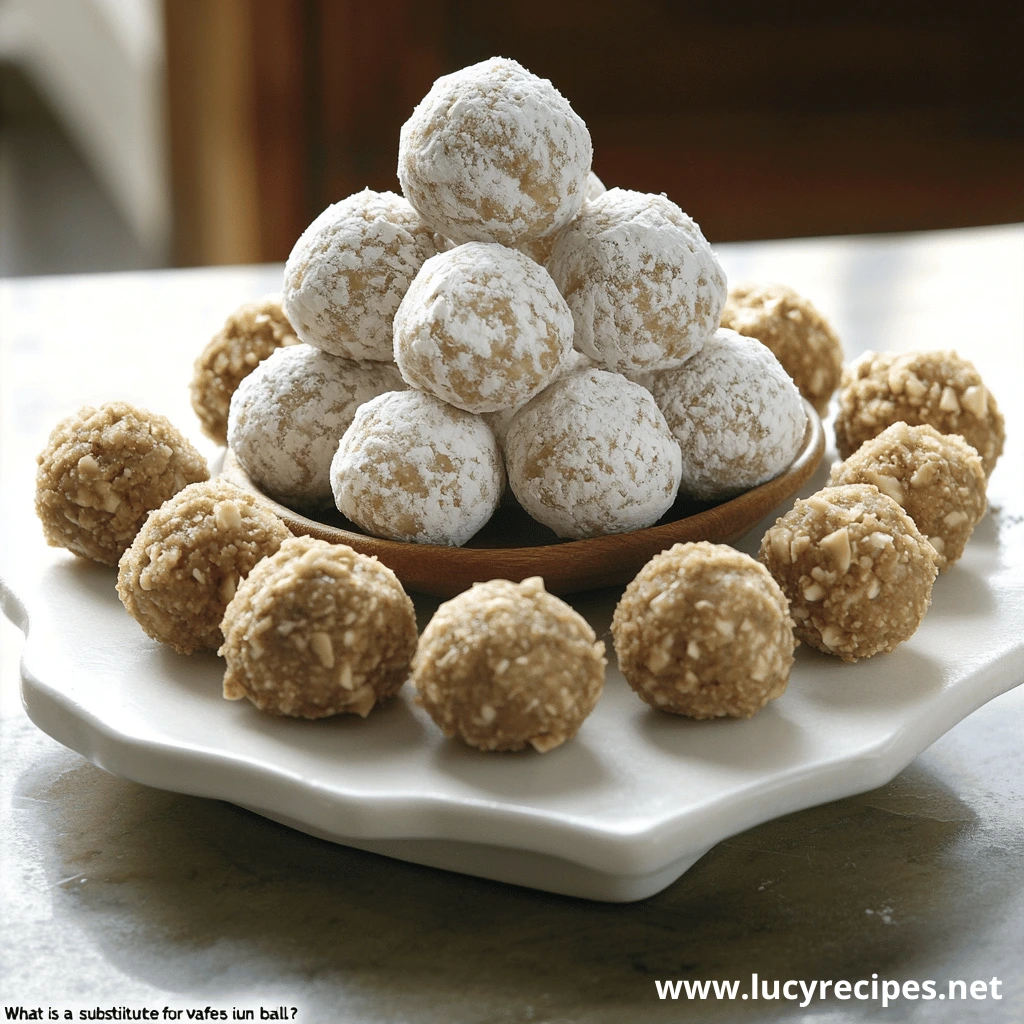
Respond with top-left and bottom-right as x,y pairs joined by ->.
393,242 -> 574,414
483,348 -> 594,449
648,329 -> 806,501
519,170 -> 607,266
505,369 -> 682,538
548,188 -> 727,374
398,57 -> 592,246
331,390 -> 504,547
228,345 -> 405,510
283,189 -> 439,360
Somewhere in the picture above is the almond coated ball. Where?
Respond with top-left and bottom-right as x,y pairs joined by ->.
413,577 -> 606,752
829,422 -> 986,571
220,537 -> 418,718
834,350 -> 1004,476
612,543 -> 795,719
759,484 -> 938,662
36,402 -> 209,566
116,479 -> 289,654
190,297 -> 298,445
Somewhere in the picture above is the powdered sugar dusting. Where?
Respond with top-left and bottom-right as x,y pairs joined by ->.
331,390 -> 504,547
547,188 -> 727,374
519,170 -> 607,266
648,328 -> 806,501
283,189 -> 438,360
398,57 -> 592,246
394,242 -> 574,413
505,368 -> 682,538
483,347 -> 594,448
228,345 -> 405,509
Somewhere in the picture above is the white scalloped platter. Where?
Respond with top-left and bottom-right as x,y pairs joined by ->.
3,455 -> 1023,902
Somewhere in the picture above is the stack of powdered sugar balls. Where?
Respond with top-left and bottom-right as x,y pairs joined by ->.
224,56 -> 810,548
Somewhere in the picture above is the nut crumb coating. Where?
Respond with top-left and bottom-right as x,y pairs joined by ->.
612,542 -> 795,719
830,422 -> 986,571
220,537 -> 418,718
759,484 -> 937,662
190,298 -> 298,445
117,479 -> 289,654
834,350 -> 1004,476
413,577 -> 606,752
35,402 -> 208,565
721,283 -> 843,416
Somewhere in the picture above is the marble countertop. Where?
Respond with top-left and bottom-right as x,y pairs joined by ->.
2,226 -> 1022,1022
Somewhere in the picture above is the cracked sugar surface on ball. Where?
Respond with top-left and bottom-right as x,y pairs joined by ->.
116,479 -> 290,654
612,543 -> 795,719
720,283 -> 843,417
190,297 -> 298,445
648,328 -> 806,501
283,189 -> 439,360
504,368 -> 682,539
394,242 -> 574,413
830,422 -> 986,571
398,57 -> 592,246
35,401 -> 209,566
220,536 -> 418,719
834,350 -> 1004,476
547,188 -> 727,374
228,344 -> 405,510
759,484 -> 938,663
518,170 -> 607,267
483,348 -> 594,450
331,390 -> 504,547
413,576 -> 606,752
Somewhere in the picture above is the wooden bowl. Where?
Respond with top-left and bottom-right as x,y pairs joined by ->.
222,402 -> 824,598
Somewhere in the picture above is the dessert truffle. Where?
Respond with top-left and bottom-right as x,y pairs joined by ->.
116,479 -> 289,654
35,402 -> 208,566
482,348 -> 594,449
834,350 -> 1004,476
519,170 -> 607,266
220,536 -> 418,718
720,283 -> 843,416
398,57 -> 592,246
504,368 -> 682,539
547,188 -> 726,374
282,189 -> 439,360
648,329 -> 806,501
413,576 -> 605,752
612,543 -> 795,719
829,422 -> 986,571
331,390 -> 504,546
190,297 -> 298,444
759,484 -> 938,662
393,242 -> 573,413
227,344 -> 405,510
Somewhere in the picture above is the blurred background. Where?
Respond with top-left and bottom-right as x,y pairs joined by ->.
1,0 -> 1022,277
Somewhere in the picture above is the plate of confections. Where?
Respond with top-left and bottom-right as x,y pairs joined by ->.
7,57 -> 1022,902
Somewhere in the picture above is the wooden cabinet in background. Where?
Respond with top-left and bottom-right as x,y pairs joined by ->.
165,0 -> 1024,268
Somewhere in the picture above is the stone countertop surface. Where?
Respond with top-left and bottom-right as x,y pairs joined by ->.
1,226 -> 1022,1022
